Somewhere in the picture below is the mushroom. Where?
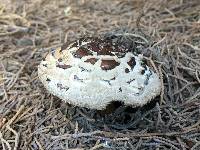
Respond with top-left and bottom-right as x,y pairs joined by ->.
38,36 -> 161,110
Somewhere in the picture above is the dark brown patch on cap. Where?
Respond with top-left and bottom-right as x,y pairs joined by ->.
125,68 -> 130,73
61,37 -> 134,61
101,59 -> 120,70
127,57 -> 136,70
87,41 -> 101,53
84,58 -> 98,65
56,64 -> 72,69
86,38 -> 125,57
73,47 -> 92,58
141,69 -> 145,75
63,37 -> 134,60
119,87 -> 122,92
98,44 -> 115,56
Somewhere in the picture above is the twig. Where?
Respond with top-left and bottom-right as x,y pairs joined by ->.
158,64 -> 165,104
90,143 -> 108,150
191,142 -> 200,150
51,130 -> 103,140
115,33 -> 149,43
4,105 -> 25,128
195,70 -> 200,84
153,137 -> 180,150
6,126 -> 19,150
51,127 -> 199,140
0,131 -> 12,150
34,137 -> 45,150
7,48 -> 37,90
178,47 -> 200,66
183,43 -> 200,51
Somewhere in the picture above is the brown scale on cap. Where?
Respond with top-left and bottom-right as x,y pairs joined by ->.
81,38 -> 128,57
61,37 -> 132,58
125,68 -> 130,73
101,60 -> 120,70
73,47 -> 92,58
56,64 -> 72,69
87,41 -> 101,53
96,40 -> 115,55
98,45 -> 115,56
61,37 -> 135,71
84,58 -> 98,65
127,57 -> 136,70
141,69 -> 145,75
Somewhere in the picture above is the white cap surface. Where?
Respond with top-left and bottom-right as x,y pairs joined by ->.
38,37 -> 161,110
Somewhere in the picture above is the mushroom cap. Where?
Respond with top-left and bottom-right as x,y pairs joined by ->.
38,37 -> 161,110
